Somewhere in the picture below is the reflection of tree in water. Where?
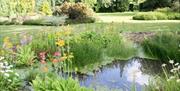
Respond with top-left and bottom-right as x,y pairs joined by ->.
116,57 -> 163,77
138,58 -> 163,75
117,60 -> 129,77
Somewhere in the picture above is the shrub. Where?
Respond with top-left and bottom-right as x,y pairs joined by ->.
54,2 -> 96,23
39,0 -> 52,15
141,0 -> 171,11
171,0 -> 180,12
133,12 -> 168,20
142,32 -> 180,62
167,12 -> 180,20
116,0 -> 129,12
32,74 -> 92,91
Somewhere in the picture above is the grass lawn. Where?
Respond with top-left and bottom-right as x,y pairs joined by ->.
97,12 -> 137,16
1,22 -> 180,34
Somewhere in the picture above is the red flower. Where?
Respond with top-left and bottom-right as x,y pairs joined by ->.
53,52 -> 61,57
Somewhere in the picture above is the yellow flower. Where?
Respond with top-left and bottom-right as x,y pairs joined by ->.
64,30 -> 71,36
56,32 -> 62,37
56,39 -> 65,47
3,37 -> 10,42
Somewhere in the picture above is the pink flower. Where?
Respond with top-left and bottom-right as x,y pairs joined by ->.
39,52 -> 46,60
53,52 -> 61,57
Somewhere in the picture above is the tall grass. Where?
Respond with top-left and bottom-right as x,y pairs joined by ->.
70,30 -> 136,68
103,29 -> 136,59
142,32 -> 180,62
30,31 -> 58,54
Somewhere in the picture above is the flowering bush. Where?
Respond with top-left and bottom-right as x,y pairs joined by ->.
0,56 -> 22,91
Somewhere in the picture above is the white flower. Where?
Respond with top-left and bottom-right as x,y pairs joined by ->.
162,64 -> 166,67
177,79 -> 180,83
9,65 -> 13,68
0,70 -> 5,73
4,73 -> 10,77
15,73 -> 19,77
178,66 -> 180,69
175,63 -> 179,66
4,62 -> 8,66
169,76 -> 175,79
0,57 -> 4,61
0,63 -> 3,66
8,79 -> 12,82
170,69 -> 174,73
169,60 -> 174,64
5,70 -> 13,72
167,79 -> 171,81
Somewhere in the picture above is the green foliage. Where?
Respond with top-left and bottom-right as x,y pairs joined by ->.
70,31 -> 104,67
133,12 -> 168,20
30,31 -> 58,54
142,32 -> 180,62
32,74 -> 93,91
0,0 -> 35,16
70,30 -> 136,68
15,45 -> 35,66
39,0 -> 53,15
141,0 -> 171,11
104,30 -> 136,59
81,0 -> 97,7
167,12 -> 180,20
171,0 -> 180,12
116,0 -> 129,12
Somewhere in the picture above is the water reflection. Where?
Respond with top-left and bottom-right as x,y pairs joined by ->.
77,57 -> 162,91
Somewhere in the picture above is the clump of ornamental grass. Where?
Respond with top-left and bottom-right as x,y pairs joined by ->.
142,32 -> 180,62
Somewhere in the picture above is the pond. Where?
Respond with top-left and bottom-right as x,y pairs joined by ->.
76,57 -> 163,91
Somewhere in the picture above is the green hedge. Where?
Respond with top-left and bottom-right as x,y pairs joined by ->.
133,12 -> 180,20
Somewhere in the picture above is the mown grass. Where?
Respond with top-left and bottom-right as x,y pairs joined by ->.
97,12 -> 137,16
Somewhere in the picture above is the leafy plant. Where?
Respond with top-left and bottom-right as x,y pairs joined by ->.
15,45 -> 35,66
32,73 -> 93,91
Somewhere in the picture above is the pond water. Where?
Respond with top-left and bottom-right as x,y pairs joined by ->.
76,57 -> 163,91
